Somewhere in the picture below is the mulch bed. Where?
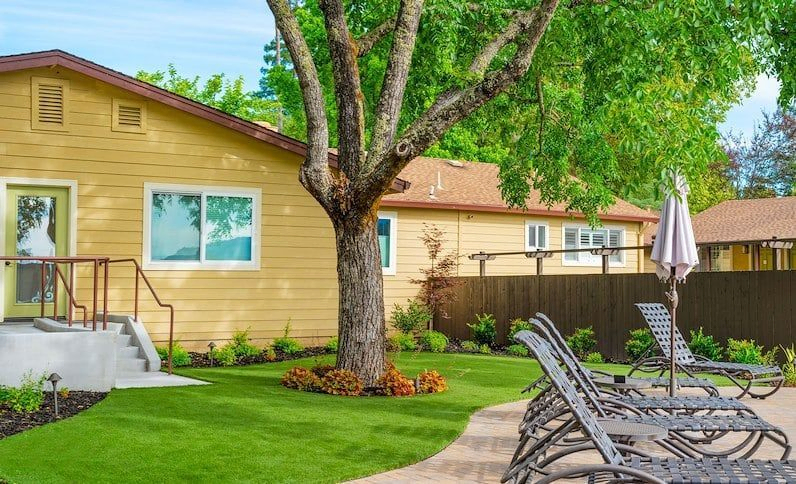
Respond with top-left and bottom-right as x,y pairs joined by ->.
0,391 -> 107,440
187,346 -> 332,368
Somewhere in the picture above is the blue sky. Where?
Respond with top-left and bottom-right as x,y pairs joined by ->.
0,0 -> 779,138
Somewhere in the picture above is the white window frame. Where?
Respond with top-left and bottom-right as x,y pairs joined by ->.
143,182 -> 261,271
377,211 -> 398,276
524,220 -> 549,251
561,224 -> 626,267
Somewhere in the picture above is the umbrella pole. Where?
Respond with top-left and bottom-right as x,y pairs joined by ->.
668,272 -> 678,397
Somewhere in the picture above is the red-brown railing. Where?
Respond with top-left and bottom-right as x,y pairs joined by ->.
104,258 -> 175,374
0,255 -> 175,375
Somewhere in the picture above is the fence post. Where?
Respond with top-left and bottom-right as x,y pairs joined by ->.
537,257 -> 544,275
469,252 -> 495,277
602,254 -> 609,274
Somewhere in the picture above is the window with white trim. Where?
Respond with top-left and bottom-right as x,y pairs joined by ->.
377,211 -> 397,275
143,183 -> 260,270
524,221 -> 548,251
563,226 -> 624,265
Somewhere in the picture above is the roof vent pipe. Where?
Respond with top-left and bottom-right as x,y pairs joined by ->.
437,170 -> 444,190
429,185 -> 437,199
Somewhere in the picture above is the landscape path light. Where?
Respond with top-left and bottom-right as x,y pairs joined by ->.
47,373 -> 62,418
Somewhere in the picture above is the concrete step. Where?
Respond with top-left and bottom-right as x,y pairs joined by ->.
117,346 -> 140,359
116,334 -> 132,348
116,357 -> 146,373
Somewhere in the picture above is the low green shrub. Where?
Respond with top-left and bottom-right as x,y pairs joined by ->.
584,352 -> 604,364
479,344 -> 491,355
726,338 -> 764,365
467,313 -> 497,347
506,344 -> 529,357
508,318 -> 533,341
419,330 -> 448,353
389,333 -> 417,352
156,342 -> 192,367
763,347 -> 780,367
272,321 -> 304,355
212,346 -> 237,366
566,327 -> 597,359
781,344 -> 796,387
390,299 -> 432,334
688,327 -> 723,361
281,367 -> 321,392
460,340 -> 479,352
324,336 -> 339,353
320,369 -> 363,396
625,328 -> 655,362
229,329 -> 261,358
0,372 -> 46,413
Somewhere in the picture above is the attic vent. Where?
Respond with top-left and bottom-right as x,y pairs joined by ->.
31,77 -> 70,131
112,99 -> 147,133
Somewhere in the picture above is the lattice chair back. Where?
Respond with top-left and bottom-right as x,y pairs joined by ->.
635,302 -> 696,365
514,331 -> 625,467
527,318 -> 605,414
533,314 -> 603,393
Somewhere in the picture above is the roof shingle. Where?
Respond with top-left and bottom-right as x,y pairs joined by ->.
691,197 -> 796,244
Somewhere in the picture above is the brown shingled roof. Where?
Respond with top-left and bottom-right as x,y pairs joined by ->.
691,197 -> 796,244
381,156 -> 658,223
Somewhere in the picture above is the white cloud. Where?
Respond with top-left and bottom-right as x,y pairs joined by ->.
720,74 -> 781,138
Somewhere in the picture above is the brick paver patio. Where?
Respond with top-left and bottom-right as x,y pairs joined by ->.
352,387 -> 796,483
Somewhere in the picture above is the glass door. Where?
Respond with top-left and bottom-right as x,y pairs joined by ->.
4,186 -> 69,319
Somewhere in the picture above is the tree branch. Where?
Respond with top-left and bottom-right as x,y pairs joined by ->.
367,0 -> 561,198
356,15 -> 397,57
267,0 -> 334,209
319,0 -> 366,179
365,0 -> 425,172
468,9 -> 538,76
536,76 -> 545,155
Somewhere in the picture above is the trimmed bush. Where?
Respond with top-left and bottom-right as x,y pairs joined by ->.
389,333 -> 417,352
479,344 -> 491,355
390,299 -> 432,334
0,372 -> 46,413
506,344 -> 529,357
281,367 -> 321,392
320,369 -> 363,396
781,345 -> 796,387
566,327 -> 597,359
688,327 -> 723,361
272,322 -> 304,355
156,342 -> 192,367
726,338 -> 764,364
417,370 -> 448,394
229,329 -> 261,358
467,313 -> 497,347
508,318 -> 533,341
324,336 -> 339,353
584,352 -> 604,364
419,330 -> 448,353
625,328 -> 655,362
460,340 -> 479,352
375,366 -> 416,396
212,346 -> 237,366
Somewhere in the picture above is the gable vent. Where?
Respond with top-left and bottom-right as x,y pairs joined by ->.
112,99 -> 147,133
117,105 -> 142,127
31,77 -> 69,131
37,84 -> 65,125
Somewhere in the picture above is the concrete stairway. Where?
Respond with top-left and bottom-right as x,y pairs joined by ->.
116,329 -> 149,376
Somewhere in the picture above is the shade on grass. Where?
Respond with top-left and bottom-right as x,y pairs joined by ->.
0,354 -> 725,483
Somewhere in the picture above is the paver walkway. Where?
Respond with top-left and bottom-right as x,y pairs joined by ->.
352,387 -> 796,483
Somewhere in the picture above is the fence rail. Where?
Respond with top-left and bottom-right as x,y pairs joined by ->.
433,271 -> 796,360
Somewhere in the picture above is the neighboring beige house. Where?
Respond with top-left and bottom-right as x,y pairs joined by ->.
378,157 -> 658,310
643,197 -> 796,273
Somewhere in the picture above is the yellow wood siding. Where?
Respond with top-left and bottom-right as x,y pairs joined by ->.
0,67 -> 338,349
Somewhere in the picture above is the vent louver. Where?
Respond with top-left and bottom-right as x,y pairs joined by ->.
112,99 -> 146,133
117,104 -> 142,127
37,83 -> 65,125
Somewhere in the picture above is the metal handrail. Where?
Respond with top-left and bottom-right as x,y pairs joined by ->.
51,263 -> 88,327
104,259 -> 175,374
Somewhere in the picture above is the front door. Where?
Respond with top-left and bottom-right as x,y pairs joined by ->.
4,186 -> 69,319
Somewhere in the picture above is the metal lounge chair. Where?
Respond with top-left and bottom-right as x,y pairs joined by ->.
522,318 -> 788,461
531,311 -> 718,396
633,302 -> 784,399
504,331 -> 796,484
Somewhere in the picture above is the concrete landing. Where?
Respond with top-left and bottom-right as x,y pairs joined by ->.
115,372 -> 210,389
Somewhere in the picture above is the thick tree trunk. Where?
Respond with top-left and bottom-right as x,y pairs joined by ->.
333,212 -> 386,386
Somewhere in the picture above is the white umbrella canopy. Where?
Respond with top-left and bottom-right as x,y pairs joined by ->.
650,171 -> 699,396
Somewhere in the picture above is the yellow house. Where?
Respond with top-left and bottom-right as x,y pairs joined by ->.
0,50 -> 657,352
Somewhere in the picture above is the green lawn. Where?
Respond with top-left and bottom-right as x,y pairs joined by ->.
0,354 -> 725,483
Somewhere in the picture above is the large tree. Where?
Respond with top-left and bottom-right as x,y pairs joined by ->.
267,0 -> 794,384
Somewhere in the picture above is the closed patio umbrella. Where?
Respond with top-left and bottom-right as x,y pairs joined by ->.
650,170 -> 699,396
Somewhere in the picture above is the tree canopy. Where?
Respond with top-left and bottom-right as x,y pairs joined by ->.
261,0 -> 795,221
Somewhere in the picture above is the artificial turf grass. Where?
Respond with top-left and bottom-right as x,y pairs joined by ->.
0,353 -> 544,484
0,354 -> 732,484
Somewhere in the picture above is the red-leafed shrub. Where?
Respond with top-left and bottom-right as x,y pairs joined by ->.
376,366 -> 416,396
311,364 -> 336,378
320,369 -> 363,396
280,367 -> 321,392
417,370 -> 448,394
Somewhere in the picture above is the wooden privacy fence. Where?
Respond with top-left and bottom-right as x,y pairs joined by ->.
433,271 -> 796,361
